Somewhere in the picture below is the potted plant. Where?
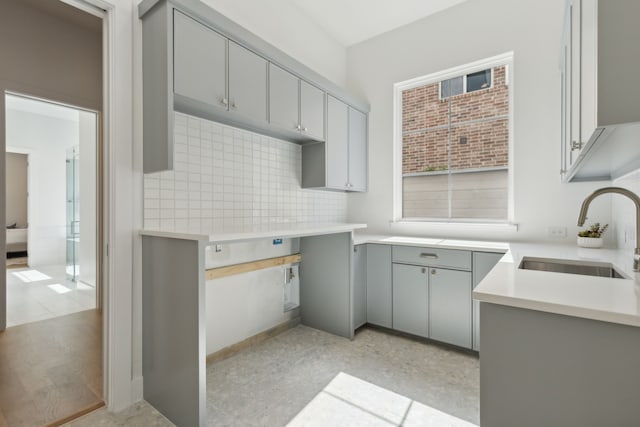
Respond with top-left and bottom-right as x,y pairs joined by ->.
577,223 -> 608,248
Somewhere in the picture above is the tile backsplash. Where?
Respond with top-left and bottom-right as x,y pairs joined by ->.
143,113 -> 347,232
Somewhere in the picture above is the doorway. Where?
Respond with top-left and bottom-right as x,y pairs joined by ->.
4,94 -> 99,327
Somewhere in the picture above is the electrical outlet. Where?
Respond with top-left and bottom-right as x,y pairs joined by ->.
214,244 -> 222,252
548,226 -> 567,238
273,238 -> 283,245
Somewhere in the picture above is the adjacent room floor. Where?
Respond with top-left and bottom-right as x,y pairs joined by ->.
67,325 -> 479,426
5,264 -> 96,327
0,309 -> 103,426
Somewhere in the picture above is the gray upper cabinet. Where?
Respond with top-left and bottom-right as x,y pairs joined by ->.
348,107 -> 367,192
139,0 -> 368,174
429,268 -> 472,348
269,65 -> 326,141
269,63 -> 300,133
366,244 -> 392,328
326,96 -> 349,190
392,263 -> 428,338
561,0 -> 640,182
174,10 -> 227,110
228,41 -> 268,124
300,81 -> 325,141
302,96 -> 367,192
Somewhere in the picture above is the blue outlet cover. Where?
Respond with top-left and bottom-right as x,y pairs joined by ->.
273,238 -> 283,245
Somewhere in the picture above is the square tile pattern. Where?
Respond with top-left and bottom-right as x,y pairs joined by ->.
143,113 -> 348,232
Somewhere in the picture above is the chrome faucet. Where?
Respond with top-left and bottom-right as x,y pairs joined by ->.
577,187 -> 640,272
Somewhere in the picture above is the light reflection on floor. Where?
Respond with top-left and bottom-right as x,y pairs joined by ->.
6,265 -> 96,327
287,372 -> 477,427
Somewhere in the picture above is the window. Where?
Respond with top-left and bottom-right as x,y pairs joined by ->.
394,53 -> 513,223
439,69 -> 492,99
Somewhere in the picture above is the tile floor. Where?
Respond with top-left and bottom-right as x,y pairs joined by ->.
6,264 -> 96,327
67,325 -> 479,426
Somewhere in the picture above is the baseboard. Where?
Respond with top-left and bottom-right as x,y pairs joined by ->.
45,401 -> 105,427
131,375 -> 144,402
206,317 -> 301,365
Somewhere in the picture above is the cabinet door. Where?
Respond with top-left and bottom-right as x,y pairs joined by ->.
300,81 -> 325,141
392,264 -> 428,338
569,0 -> 582,163
348,107 -> 367,192
173,11 -> 227,110
472,252 -> 504,351
228,41 -> 268,123
269,63 -> 299,133
353,244 -> 367,329
429,268 -> 472,348
366,244 -> 392,328
326,95 -> 349,190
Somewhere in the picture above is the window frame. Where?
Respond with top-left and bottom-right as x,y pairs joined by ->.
392,52 -> 515,226
438,68 -> 494,100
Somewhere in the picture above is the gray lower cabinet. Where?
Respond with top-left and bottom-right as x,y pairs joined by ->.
228,41 -> 268,124
429,268 -> 472,348
392,263 -> 429,337
353,244 -> 367,329
366,244 -> 392,328
472,252 -> 504,351
173,10 -> 227,110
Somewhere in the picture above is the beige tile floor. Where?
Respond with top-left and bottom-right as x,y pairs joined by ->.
6,265 -> 96,327
67,325 -> 479,426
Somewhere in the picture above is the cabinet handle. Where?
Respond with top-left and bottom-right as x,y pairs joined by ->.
571,140 -> 583,151
221,98 -> 228,106
296,124 -> 301,131
231,102 -> 238,110
421,268 -> 426,274
431,269 -> 437,275
419,253 -> 439,259
302,126 -> 308,132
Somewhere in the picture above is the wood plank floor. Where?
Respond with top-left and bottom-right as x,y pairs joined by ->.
0,309 -> 102,426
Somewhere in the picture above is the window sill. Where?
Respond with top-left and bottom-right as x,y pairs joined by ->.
390,220 -> 519,233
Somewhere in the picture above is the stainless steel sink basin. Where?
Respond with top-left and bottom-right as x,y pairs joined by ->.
519,257 -> 628,279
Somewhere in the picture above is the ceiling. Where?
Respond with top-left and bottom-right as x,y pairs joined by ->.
291,0 -> 469,46
6,94 -> 80,122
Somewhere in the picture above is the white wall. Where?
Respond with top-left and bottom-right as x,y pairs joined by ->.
612,171 -> 640,250
5,152 -> 28,228
6,109 -> 79,266
199,0 -> 347,87
79,111 -> 97,287
345,0 -> 612,243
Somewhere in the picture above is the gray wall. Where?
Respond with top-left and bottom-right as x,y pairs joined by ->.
0,0 -> 102,330
5,152 -> 27,228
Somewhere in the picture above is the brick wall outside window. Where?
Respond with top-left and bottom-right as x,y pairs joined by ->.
402,66 -> 508,174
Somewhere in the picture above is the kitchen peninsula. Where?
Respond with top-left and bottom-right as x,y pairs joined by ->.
141,222 -> 365,427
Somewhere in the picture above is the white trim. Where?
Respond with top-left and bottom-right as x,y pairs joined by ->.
58,0 -> 106,18
390,220 -> 519,232
393,52 -> 515,225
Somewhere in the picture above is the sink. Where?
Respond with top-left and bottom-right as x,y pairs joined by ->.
519,257 -> 628,279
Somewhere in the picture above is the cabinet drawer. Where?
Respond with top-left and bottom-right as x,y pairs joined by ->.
392,246 -> 471,270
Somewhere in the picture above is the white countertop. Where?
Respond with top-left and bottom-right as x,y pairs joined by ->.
474,243 -> 640,327
355,232 -> 640,328
140,222 -> 367,244
354,233 -> 510,253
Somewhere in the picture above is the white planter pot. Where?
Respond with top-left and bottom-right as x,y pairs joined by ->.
577,236 -> 603,248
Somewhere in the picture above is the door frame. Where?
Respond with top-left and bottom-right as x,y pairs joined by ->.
1,0 -> 137,413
